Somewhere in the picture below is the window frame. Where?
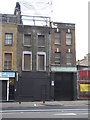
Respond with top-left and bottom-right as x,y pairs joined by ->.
54,31 -> 61,45
22,51 -> 32,71
66,32 -> 72,45
3,52 -> 13,71
37,34 -> 45,47
66,52 -> 72,66
54,52 -> 61,64
23,33 -> 32,47
36,52 -> 46,71
4,33 -> 13,45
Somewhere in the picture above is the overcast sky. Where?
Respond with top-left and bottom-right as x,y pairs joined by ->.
0,0 -> 89,60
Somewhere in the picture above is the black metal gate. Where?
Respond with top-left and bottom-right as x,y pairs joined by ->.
54,72 -> 73,100
16,72 -> 50,101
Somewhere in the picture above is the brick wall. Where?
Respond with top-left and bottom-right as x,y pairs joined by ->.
17,25 -> 50,73
51,22 -> 76,66
0,23 -> 2,71
2,23 -> 18,71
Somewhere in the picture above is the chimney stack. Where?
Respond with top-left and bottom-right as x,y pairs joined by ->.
14,2 -> 21,15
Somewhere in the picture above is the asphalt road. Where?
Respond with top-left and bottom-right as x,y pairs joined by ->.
1,100 -> 89,119
1,107 -> 89,119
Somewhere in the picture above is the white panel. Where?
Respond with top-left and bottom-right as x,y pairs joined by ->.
56,48 -> 59,52
19,0 -> 52,17
7,80 -> 9,101
68,29 -> 70,33
68,49 -> 71,53
0,78 -> 9,80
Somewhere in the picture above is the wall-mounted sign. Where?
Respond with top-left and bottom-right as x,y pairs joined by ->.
51,81 -> 54,86
80,84 -> 90,92
0,72 -> 15,78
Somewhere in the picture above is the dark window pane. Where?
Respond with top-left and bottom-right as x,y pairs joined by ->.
66,53 -> 72,65
38,35 -> 45,47
66,33 -> 72,45
55,33 -> 61,44
55,52 -> 61,64
4,53 -> 12,70
24,34 -> 31,46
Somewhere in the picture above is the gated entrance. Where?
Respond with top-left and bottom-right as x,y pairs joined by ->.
54,72 -> 73,100
17,72 -> 50,101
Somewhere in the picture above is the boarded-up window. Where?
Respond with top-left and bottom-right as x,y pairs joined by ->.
4,53 -> 12,70
55,52 -> 61,64
38,55 -> 44,70
37,52 -> 46,71
38,35 -> 45,47
66,33 -> 72,45
5,33 -> 13,45
55,33 -> 61,44
24,34 -> 32,46
66,53 -> 72,65
24,54 -> 31,70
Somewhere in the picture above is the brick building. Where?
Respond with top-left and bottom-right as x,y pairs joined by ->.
0,2 -> 21,101
0,18 -> 2,71
15,24 -> 51,101
50,22 -> 77,100
77,53 -> 90,67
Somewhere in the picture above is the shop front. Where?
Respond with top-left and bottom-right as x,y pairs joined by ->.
0,72 -> 15,101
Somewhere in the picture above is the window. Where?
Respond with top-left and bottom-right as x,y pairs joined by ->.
4,53 -> 12,70
66,33 -> 72,45
54,52 -> 61,64
66,53 -> 72,65
5,33 -> 13,45
22,52 -> 32,71
54,32 -> 61,44
24,34 -> 32,46
37,52 -> 46,71
38,35 -> 45,47
88,56 -> 90,61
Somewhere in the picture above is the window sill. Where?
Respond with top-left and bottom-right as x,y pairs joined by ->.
37,70 -> 46,72
54,43 -> 61,45
66,63 -> 72,66
38,46 -> 45,48
4,44 -> 13,46
54,63 -> 61,65
23,45 -> 32,47
3,69 -> 13,71
66,44 -> 72,46
22,70 -> 32,71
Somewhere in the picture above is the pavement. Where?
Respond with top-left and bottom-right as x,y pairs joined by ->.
0,100 -> 89,109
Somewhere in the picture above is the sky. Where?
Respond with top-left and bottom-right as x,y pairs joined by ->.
0,0 -> 89,61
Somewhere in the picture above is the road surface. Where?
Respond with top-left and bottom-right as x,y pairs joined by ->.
1,107 -> 89,118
